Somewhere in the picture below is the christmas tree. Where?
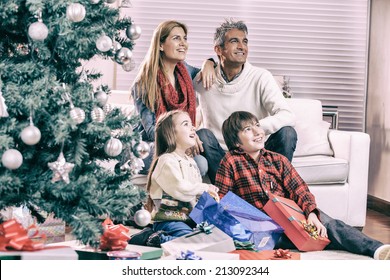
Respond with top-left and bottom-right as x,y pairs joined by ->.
0,0 -> 148,247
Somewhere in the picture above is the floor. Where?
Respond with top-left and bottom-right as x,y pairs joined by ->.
362,208 -> 390,244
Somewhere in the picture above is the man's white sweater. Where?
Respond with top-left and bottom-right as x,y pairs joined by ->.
194,62 -> 295,150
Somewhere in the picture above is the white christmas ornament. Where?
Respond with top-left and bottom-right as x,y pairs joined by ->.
20,124 -> 41,145
48,152 -> 75,184
126,24 -> 142,40
96,35 -> 113,52
70,106 -> 86,124
91,107 -> 105,122
0,90 -> 9,117
1,149 -> 23,170
134,208 -> 151,227
28,21 -> 49,41
66,3 -> 86,23
104,138 -> 123,157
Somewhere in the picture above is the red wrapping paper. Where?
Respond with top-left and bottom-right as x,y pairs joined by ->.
99,218 -> 130,251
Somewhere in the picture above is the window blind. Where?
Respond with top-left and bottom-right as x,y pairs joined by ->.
116,0 -> 370,131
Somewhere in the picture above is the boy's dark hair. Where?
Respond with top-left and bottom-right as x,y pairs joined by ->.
222,111 -> 259,150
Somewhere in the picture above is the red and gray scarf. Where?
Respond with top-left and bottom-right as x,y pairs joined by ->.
156,62 -> 196,125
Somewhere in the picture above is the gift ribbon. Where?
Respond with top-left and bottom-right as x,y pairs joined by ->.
185,222 -> 214,238
271,249 -> 292,259
176,250 -> 202,260
99,218 -> 130,251
0,219 -> 45,251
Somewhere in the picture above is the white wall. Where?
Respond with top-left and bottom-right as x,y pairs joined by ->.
367,0 -> 390,203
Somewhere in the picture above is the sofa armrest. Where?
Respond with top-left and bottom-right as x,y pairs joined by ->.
328,130 -> 370,226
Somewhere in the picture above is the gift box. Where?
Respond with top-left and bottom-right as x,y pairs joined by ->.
37,216 -> 66,237
0,246 -> 78,260
231,249 -> 300,260
161,250 -> 239,260
190,192 -> 283,251
263,193 -> 330,251
161,226 -> 236,256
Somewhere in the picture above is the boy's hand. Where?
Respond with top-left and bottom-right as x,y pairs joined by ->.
307,212 -> 328,238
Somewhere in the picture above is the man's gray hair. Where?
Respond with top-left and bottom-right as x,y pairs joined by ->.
214,19 -> 248,47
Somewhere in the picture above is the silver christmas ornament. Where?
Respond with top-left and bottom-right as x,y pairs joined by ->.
104,138 -> 123,157
111,41 -> 122,53
96,35 -> 113,52
122,58 -> 136,72
28,21 -> 49,41
134,208 -> 151,227
126,24 -> 142,40
115,47 -> 132,65
91,107 -> 105,122
94,90 -> 108,107
48,152 -> 75,184
1,149 -> 23,170
103,103 -> 113,114
20,124 -> 41,145
133,141 -> 150,159
66,3 -> 86,23
70,106 -> 86,124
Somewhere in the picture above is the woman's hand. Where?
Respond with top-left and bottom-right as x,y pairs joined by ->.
196,59 -> 216,90
307,212 -> 328,238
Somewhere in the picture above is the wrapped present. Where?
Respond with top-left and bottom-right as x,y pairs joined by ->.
161,226 -> 235,256
161,250 -> 239,260
263,193 -> 330,251
36,215 -> 66,237
190,191 -> 283,250
231,249 -> 300,260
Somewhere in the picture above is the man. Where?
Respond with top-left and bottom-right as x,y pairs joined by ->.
194,19 -> 297,183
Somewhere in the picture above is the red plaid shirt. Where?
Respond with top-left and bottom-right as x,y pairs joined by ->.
215,148 -> 318,217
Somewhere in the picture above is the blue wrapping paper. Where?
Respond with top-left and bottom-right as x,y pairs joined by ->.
190,191 -> 284,250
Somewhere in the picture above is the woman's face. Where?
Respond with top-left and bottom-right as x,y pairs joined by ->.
160,27 -> 188,64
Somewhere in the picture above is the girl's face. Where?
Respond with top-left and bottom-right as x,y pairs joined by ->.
237,120 -> 265,156
160,27 -> 188,64
173,113 -> 196,153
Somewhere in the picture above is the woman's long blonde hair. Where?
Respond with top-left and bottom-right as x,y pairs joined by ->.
132,20 -> 188,113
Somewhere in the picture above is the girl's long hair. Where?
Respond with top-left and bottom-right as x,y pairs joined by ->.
144,110 -> 186,211
132,20 -> 188,113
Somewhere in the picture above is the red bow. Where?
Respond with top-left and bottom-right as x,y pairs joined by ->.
0,219 -> 45,251
99,218 -> 130,251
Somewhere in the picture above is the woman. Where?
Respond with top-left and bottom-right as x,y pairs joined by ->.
131,20 -> 215,175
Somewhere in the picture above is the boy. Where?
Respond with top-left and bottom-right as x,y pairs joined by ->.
215,111 -> 390,259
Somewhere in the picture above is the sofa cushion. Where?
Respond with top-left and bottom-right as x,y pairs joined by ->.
292,155 -> 348,185
294,120 -> 334,157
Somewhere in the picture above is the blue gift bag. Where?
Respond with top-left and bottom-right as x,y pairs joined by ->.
190,191 -> 284,250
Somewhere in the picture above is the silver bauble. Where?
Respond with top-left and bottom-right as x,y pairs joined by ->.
1,149 -> 23,170
103,103 -> 113,114
104,138 -> 123,157
96,35 -> 113,52
111,41 -> 122,53
91,107 -> 105,122
70,107 -> 86,124
133,208 -> 151,227
126,24 -> 142,40
20,125 -> 41,145
28,22 -> 49,41
133,141 -> 150,159
66,3 -> 86,23
115,47 -> 132,65
94,90 -> 108,107
122,58 -> 136,72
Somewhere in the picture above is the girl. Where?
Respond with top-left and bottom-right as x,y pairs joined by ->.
131,20 -> 215,176
142,110 -> 219,246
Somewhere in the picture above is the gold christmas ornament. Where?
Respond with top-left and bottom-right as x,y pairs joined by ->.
1,149 -> 23,170
66,3 -> 86,23
28,21 -> 49,41
48,152 -> 75,184
104,138 -> 123,157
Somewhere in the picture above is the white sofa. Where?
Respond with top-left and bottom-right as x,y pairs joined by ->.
287,98 -> 370,227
